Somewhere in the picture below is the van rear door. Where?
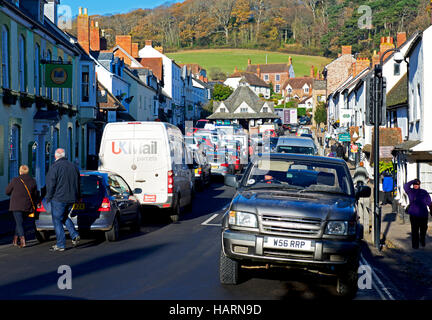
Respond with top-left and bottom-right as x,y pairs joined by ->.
133,125 -> 169,205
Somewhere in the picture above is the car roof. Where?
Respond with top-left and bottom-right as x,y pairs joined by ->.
252,153 -> 347,165
276,136 -> 316,147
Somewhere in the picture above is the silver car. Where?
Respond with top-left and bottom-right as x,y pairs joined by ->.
276,136 -> 318,155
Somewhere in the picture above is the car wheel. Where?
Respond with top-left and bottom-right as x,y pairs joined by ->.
35,230 -> 50,243
105,214 -> 120,242
219,249 -> 241,285
336,262 -> 359,299
170,198 -> 180,223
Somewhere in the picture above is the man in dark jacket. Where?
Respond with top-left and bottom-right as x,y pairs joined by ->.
45,148 -> 80,251
336,142 -> 346,160
404,179 -> 432,249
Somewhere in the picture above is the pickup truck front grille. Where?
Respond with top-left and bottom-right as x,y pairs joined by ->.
261,214 -> 322,237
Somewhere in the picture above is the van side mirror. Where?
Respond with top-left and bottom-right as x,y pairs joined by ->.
133,188 -> 143,194
355,185 -> 371,200
224,174 -> 239,189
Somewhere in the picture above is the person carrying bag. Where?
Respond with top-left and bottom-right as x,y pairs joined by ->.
5,165 -> 38,248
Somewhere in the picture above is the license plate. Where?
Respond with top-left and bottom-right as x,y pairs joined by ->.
144,195 -> 156,202
264,237 -> 312,251
72,203 -> 85,210
212,166 -> 219,170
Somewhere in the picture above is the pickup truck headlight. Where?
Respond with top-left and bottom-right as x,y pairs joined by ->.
228,211 -> 258,228
325,221 -> 356,236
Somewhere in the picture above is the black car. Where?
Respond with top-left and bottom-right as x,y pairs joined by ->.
220,154 -> 371,298
289,123 -> 299,133
192,148 -> 211,191
35,171 -> 141,242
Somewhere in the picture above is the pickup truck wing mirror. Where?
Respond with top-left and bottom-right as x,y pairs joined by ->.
224,174 -> 239,189
356,185 -> 371,200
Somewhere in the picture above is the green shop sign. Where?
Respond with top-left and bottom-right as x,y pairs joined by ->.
44,63 -> 73,88
338,133 -> 351,142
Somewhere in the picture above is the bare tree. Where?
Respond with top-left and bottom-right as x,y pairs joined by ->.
212,0 -> 236,44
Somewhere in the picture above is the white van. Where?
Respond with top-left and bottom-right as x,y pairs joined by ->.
99,122 -> 193,222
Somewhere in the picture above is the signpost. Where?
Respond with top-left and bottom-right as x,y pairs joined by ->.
338,132 -> 351,142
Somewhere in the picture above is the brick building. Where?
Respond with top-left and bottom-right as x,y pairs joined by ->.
245,58 -> 295,94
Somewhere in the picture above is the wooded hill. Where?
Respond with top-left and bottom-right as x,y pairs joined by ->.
70,0 -> 432,58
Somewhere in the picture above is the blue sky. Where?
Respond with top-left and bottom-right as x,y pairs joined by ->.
60,0 -> 181,16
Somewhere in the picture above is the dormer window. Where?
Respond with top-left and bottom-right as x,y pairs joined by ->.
264,74 -> 269,81
304,86 -> 309,94
220,107 -> 227,113
240,107 -> 248,113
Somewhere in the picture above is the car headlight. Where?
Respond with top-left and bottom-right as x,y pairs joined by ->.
325,221 -> 356,235
228,211 -> 258,228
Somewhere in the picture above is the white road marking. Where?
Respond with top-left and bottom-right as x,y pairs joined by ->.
201,214 -> 221,226
360,254 -> 395,300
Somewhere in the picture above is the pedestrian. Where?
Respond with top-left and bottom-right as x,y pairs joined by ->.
336,142 -> 345,160
353,161 -> 369,187
381,170 -> 394,205
45,148 -> 81,252
403,179 -> 432,249
5,165 -> 38,248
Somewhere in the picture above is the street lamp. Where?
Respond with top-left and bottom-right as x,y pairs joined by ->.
373,48 -> 405,250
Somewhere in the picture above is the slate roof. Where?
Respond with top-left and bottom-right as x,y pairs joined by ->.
208,84 -> 278,120
227,72 -> 269,88
246,63 -> 291,74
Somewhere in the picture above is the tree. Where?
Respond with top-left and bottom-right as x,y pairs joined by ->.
314,101 -> 327,127
212,84 -> 233,101
212,0 -> 236,45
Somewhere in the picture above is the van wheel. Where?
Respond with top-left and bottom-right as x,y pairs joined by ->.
105,215 -> 120,242
219,249 -> 241,285
35,231 -> 50,243
170,198 -> 180,223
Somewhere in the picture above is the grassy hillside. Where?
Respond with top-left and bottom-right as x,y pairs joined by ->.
167,49 -> 332,80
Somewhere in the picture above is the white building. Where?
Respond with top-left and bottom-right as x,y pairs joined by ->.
224,72 -> 271,99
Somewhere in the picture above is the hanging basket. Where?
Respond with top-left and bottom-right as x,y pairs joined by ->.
2,88 -> 19,105
19,93 -> 36,108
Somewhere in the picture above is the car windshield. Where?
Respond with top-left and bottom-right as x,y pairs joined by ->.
80,175 -> 103,196
242,158 -> 353,196
277,145 -> 315,155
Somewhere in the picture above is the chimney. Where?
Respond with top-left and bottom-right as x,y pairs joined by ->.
397,32 -> 407,48
90,20 -> 101,51
310,65 -> 315,78
288,56 -> 293,65
380,36 -> 395,62
248,58 -> 251,65
257,64 -> 261,77
352,57 -> 370,77
372,50 -> 380,67
341,46 -> 352,55
116,35 -> 132,65
145,40 -> 153,47
132,43 -> 139,58
77,7 -> 90,53
234,66 -> 238,73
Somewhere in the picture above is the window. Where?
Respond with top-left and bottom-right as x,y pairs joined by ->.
275,84 -> 280,93
287,87 -> 292,94
19,35 -> 26,92
220,107 -> 226,113
52,127 -> 59,164
263,107 -> 269,113
34,45 -> 40,95
81,65 -> 89,102
264,74 -> 269,81
276,74 -> 280,82
67,127 -> 72,161
1,26 -> 9,88
67,59 -> 72,104
304,86 -> 309,94
9,124 -> 20,180
394,63 -> 400,76
240,107 -> 248,113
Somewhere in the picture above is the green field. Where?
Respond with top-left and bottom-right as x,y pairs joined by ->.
167,49 -> 331,80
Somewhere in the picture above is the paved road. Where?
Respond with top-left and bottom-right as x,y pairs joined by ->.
0,182 -> 391,300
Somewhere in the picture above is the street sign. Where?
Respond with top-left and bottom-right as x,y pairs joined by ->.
44,63 -> 73,88
338,133 -> 351,142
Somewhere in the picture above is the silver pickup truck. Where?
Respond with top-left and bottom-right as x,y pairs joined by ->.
220,153 -> 371,298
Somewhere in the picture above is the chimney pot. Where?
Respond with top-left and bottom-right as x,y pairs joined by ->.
145,40 -> 153,47
79,7 -> 83,15
397,32 -> 407,48
84,8 -> 88,15
248,59 -> 251,65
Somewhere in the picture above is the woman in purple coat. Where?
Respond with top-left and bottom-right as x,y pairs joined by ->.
404,179 -> 432,249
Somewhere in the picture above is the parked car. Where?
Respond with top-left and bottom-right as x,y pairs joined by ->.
192,148 -> 211,191
276,136 -> 318,155
220,154 -> 371,298
35,171 -> 141,242
299,116 -> 311,125
99,121 -> 193,223
296,127 -> 312,137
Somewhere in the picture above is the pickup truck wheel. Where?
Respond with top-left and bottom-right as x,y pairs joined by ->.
105,215 -> 120,242
219,249 -> 240,285
336,262 -> 359,299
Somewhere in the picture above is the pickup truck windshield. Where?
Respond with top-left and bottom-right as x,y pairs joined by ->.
243,159 -> 353,197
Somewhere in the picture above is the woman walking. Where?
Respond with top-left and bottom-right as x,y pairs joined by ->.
5,165 -> 38,248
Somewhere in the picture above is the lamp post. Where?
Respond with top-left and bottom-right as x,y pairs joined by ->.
372,48 -> 404,250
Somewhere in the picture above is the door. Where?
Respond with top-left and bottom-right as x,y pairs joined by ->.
112,175 -> 137,222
